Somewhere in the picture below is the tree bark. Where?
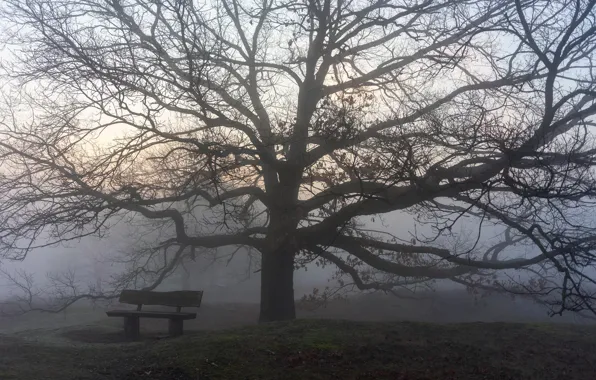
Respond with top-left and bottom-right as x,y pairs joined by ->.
259,247 -> 296,322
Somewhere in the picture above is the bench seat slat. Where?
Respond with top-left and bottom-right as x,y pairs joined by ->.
106,310 -> 197,320
106,289 -> 203,340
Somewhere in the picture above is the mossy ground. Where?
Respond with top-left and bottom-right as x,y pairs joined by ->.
1,319 -> 595,379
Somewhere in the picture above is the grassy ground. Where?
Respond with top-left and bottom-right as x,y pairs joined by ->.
0,319 -> 595,379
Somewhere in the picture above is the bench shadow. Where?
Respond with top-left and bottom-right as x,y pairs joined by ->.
60,327 -> 201,344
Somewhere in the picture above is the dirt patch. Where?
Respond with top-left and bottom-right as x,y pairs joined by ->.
60,327 -> 203,344
61,328 -> 149,344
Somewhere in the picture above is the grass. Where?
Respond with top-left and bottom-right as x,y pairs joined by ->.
1,319 -> 595,379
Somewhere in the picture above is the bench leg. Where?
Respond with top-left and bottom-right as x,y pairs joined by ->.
123,316 -> 140,340
168,318 -> 184,337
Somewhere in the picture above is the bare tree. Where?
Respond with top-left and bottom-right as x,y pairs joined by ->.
0,0 -> 595,322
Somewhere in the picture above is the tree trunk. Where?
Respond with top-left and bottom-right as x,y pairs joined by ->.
259,248 -> 296,322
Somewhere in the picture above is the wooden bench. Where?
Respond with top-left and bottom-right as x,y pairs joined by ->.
106,289 -> 203,340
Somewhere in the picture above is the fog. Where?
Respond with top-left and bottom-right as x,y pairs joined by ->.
1,207 -> 593,337
0,205 -> 481,304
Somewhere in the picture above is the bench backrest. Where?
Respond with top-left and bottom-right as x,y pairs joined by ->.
119,290 -> 203,311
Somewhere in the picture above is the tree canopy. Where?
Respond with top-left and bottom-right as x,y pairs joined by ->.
0,0 -> 596,321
